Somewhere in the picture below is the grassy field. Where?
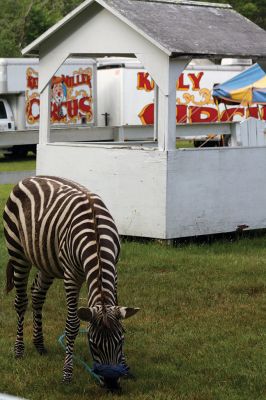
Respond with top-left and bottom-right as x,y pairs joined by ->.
176,139 -> 194,149
1,183 -> 266,400
0,151 -> 36,172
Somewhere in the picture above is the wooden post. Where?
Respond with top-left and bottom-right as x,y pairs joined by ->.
154,83 -> 159,141
157,59 -> 190,151
39,83 -> 51,144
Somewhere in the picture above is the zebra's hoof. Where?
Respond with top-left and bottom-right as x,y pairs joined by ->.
39,348 -> 48,355
103,379 -> 122,394
35,346 -> 48,355
14,343 -> 25,359
62,373 -> 73,384
15,352 -> 24,359
62,377 -> 72,384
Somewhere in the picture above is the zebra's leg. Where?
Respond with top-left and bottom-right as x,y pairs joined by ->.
13,259 -> 31,358
62,280 -> 81,382
31,272 -> 54,355
114,269 -> 118,304
113,270 -> 133,376
113,271 -> 132,376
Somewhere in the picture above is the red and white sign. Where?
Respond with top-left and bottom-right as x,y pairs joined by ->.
136,71 -> 266,125
97,64 -> 266,127
26,65 -> 94,126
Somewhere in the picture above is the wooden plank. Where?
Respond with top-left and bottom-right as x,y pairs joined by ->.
256,120 -> 266,146
0,123 -> 237,148
176,122 -> 232,137
37,143 -> 266,238
167,147 -> 266,238
39,84 -> 51,144
230,123 -> 241,146
248,118 -> 257,146
0,127 -> 114,146
37,143 -> 168,238
239,120 -> 248,146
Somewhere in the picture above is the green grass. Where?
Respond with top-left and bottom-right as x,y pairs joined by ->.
0,151 -> 36,172
1,184 -> 266,399
176,140 -> 194,149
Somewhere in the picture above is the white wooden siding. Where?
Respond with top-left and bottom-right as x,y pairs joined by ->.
37,143 -> 266,239
167,147 -> 266,238
37,143 -> 167,238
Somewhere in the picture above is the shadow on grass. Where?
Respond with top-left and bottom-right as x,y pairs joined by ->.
0,154 -> 36,163
123,229 -> 266,246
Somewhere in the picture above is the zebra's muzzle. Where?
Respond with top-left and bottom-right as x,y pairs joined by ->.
92,362 -> 129,380
93,363 -> 129,391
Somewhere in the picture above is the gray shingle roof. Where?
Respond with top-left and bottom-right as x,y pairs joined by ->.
106,0 -> 266,58
22,0 -> 266,59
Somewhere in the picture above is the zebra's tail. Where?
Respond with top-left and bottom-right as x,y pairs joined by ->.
6,260 -> 14,293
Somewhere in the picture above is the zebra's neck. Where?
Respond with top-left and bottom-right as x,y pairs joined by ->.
84,251 -> 117,308
86,193 -> 117,308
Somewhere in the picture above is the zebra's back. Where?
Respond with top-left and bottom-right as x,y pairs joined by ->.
3,176 -> 120,282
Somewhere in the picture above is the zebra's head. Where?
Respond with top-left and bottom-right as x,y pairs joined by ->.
77,305 -> 139,391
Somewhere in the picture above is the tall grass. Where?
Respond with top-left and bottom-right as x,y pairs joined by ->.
1,183 -> 266,399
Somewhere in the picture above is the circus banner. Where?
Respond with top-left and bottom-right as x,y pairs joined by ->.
26,64 -> 94,127
135,69 -> 266,125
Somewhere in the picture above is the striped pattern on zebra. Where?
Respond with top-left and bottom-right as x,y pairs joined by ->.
4,176 -> 139,390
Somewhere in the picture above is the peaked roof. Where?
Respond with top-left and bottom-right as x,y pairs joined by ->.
22,0 -> 266,59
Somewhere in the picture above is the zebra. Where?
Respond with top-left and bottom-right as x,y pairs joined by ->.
3,176 -> 139,391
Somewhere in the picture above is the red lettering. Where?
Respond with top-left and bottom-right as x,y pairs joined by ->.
79,97 -> 92,119
63,75 -> 74,87
138,102 -> 266,125
26,98 -> 40,123
67,99 -> 79,119
261,106 -> 266,121
139,104 -> 188,124
138,103 -> 154,124
27,76 -> 38,90
81,74 -> 91,87
50,102 -> 61,122
188,72 -> 204,90
60,73 -> 91,88
139,104 -> 222,125
137,72 -> 154,91
220,108 -> 245,122
246,107 -> 259,119
189,106 -> 218,123
176,105 -> 187,123
177,74 -> 189,90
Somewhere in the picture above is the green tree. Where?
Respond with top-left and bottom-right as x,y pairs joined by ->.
22,1 -> 62,48
0,0 -> 30,57
202,0 -> 265,30
0,0 -> 81,57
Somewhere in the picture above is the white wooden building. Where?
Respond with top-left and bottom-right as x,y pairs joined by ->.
22,0 -> 266,239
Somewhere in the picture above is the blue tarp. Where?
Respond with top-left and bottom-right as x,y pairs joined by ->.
213,63 -> 266,105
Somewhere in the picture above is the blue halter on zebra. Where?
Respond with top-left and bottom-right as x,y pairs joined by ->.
58,328 -> 130,390
4,176 -> 139,392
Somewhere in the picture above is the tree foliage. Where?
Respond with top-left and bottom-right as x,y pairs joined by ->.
0,0 -> 81,57
205,0 -> 266,30
0,0 -> 265,58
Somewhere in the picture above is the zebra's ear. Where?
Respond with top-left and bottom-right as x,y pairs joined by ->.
119,307 -> 140,319
77,307 -> 95,322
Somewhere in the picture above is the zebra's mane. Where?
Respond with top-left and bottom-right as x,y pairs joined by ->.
86,192 -> 107,307
89,307 -> 124,336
